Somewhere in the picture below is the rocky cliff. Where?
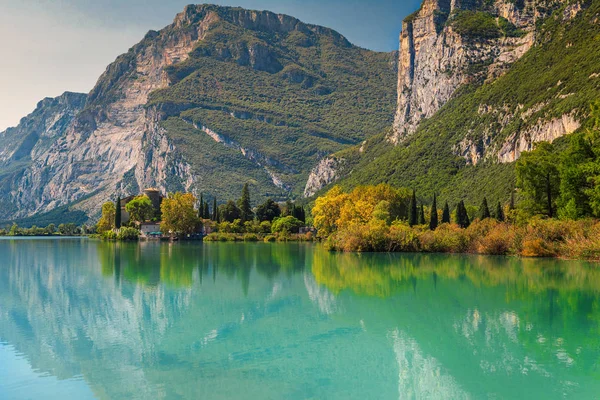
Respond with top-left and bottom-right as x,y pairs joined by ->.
391,0 -> 542,143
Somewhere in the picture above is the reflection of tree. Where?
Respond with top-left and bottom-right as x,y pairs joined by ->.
97,242 -> 308,292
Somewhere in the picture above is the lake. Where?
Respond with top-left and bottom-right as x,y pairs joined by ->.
0,238 -> 599,399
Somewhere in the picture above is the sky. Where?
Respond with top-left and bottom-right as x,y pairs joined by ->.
0,0 -> 421,131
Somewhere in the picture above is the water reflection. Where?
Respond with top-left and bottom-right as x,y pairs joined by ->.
0,239 -> 599,399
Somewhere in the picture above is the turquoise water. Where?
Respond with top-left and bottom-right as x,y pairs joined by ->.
1,239 -> 600,399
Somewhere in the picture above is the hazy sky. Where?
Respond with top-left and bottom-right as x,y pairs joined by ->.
0,0 -> 421,131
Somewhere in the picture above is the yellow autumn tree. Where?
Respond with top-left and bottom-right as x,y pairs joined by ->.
160,192 -> 200,236
97,202 -> 116,233
312,185 -> 349,238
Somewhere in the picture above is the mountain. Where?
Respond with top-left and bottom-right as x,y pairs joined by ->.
0,5 -> 397,223
308,0 -> 600,205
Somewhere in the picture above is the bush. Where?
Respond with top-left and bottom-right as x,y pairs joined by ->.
117,227 -> 140,241
419,224 -> 468,253
102,230 -> 117,241
271,216 -> 304,234
243,233 -> 259,242
475,223 -> 516,255
387,221 -> 419,252
263,235 -> 276,242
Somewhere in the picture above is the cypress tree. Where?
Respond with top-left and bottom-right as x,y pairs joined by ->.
442,201 -> 451,224
479,197 -> 491,220
456,201 -> 470,228
199,194 -> 204,218
408,190 -> 418,226
115,196 -> 121,229
239,183 -> 253,222
204,202 -> 210,220
419,204 -> 426,225
212,198 -> 218,221
495,202 -> 505,222
429,194 -> 438,230
509,190 -> 516,210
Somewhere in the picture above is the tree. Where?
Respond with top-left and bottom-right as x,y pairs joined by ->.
429,194 -> 438,230
271,216 -> 303,234
160,192 -> 200,236
58,223 -> 79,236
199,193 -> 204,218
418,204 -> 426,225
479,197 -> 491,220
455,201 -> 470,228
97,202 -> 116,233
509,190 -> 516,210
212,197 -> 218,221
495,201 -> 505,222
256,199 -> 281,222
115,196 -> 121,229
221,200 -> 241,222
46,223 -> 56,235
125,195 -> 154,224
238,183 -> 254,222
442,201 -> 451,224
408,190 -> 418,226
516,142 -> 560,217
203,202 -> 210,220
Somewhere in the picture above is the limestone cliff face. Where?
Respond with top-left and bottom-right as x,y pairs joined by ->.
303,157 -> 344,198
0,92 -> 86,166
391,0 -> 540,143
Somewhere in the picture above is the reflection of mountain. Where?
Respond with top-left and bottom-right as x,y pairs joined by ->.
2,240 -> 600,399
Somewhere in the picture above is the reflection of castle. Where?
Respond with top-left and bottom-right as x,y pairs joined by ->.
119,188 -> 164,224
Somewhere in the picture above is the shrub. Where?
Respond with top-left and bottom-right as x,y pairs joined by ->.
102,230 -> 117,241
243,233 -> 259,242
117,227 -> 140,241
419,223 -> 467,253
387,221 -> 419,252
476,223 -> 515,255
271,216 -> 304,234
263,235 -> 276,242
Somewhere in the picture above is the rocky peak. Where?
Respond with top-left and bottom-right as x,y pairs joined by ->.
390,0 -> 548,143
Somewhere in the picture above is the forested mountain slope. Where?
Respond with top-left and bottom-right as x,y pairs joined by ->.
313,0 -> 599,206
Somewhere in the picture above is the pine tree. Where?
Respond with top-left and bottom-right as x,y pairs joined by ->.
442,201 -> 451,224
212,197 -> 218,221
479,197 -> 491,220
408,190 -> 418,226
429,194 -> 438,230
238,183 -> 253,222
199,193 -> 204,219
495,202 -> 505,222
419,204 -> 426,225
115,196 -> 121,229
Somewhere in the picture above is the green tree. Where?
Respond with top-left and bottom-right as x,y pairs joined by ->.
479,197 -> 491,220
271,216 -> 304,234
238,183 -> 254,222
429,194 -> 438,230
97,202 -> 116,233
516,142 -> 560,217
455,201 -> 470,228
509,190 -> 516,210
221,200 -> 241,222
256,199 -> 281,222
125,195 -> 154,223
160,192 -> 200,236
418,204 -> 426,225
199,193 -> 204,218
212,197 -> 218,221
495,201 -> 505,222
115,196 -> 121,229
46,223 -> 56,235
203,202 -> 210,219
442,201 -> 451,224
408,190 -> 418,226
